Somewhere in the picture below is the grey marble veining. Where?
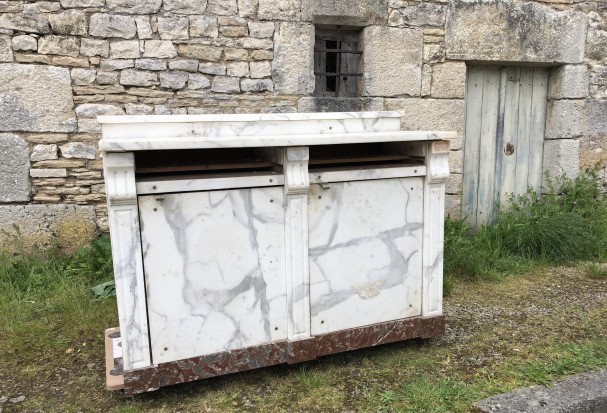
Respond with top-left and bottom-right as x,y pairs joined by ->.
139,187 -> 287,364
307,178 -> 425,335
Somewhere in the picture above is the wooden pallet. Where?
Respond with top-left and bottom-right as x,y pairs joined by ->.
104,327 -> 125,391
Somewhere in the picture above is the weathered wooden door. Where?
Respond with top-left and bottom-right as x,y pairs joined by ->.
463,65 -> 549,227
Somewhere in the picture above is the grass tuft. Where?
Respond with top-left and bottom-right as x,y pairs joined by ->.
444,169 -> 607,289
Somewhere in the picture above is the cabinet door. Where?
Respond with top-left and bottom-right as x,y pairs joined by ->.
139,187 -> 287,364
308,178 -> 424,335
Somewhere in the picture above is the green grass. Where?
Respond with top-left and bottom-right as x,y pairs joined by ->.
444,169 -> 607,292
0,236 -> 117,363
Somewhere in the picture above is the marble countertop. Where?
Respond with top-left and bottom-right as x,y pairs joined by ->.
98,111 -> 457,152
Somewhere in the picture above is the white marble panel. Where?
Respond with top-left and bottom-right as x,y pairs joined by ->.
139,187 -> 287,364
308,178 -> 424,335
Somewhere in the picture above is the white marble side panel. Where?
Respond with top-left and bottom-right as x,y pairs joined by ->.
308,178 -> 424,335
139,187 -> 287,364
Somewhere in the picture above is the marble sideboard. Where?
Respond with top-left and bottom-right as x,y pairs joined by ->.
98,112 -> 455,394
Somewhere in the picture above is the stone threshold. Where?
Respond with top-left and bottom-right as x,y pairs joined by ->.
473,368 -> 607,413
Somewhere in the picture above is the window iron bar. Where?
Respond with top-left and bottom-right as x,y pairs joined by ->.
313,48 -> 362,54
335,26 -> 341,97
314,72 -> 363,77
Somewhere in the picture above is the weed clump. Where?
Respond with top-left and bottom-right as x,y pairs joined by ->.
444,170 -> 607,288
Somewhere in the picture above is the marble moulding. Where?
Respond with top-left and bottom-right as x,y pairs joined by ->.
98,111 -> 454,394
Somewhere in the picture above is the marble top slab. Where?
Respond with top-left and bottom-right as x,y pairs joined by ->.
97,111 -> 456,152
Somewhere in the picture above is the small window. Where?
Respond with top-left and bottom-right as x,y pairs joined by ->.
314,27 -> 362,97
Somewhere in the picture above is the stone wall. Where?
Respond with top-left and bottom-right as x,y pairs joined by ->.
0,0 -> 605,245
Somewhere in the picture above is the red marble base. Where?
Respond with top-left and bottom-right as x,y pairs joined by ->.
123,315 -> 445,395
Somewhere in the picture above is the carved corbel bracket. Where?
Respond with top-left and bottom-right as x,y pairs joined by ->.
426,140 -> 450,184
103,152 -> 137,206
284,147 -> 310,195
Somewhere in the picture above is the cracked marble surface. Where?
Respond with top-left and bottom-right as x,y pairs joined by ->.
139,187 -> 287,364
307,178 -> 424,335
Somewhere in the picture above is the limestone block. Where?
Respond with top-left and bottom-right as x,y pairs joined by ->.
100,59 -> 134,70
235,37 -> 273,49
384,98 -> 464,150
71,68 -> 97,85
60,0 -> 104,7
580,135 -> 607,170
96,71 -> 120,84
160,71 -> 189,90
78,119 -> 103,133
110,40 -> 141,59
189,16 -> 218,38
545,100 -> 586,139
0,204 -> 97,252
136,59 -> 167,71
302,0 -> 387,25
54,56 -> 89,68
259,0 -> 300,21
158,17 -> 189,40
89,14 -> 137,40
250,50 -> 273,60
446,173 -> 462,195
59,142 -> 96,160
445,0 -> 587,64
0,35 -> 12,62
543,139 -> 579,179
588,101 -> 607,138
273,22 -> 314,95
30,168 -> 67,177
163,0 -> 208,14
224,48 -> 248,61
248,22 -> 274,38
445,194 -> 462,219
134,16 -> 153,40
75,103 -> 125,118
12,35 -> 37,52
143,40 -> 177,59
226,61 -> 249,77
0,64 -> 76,132
0,1 -> 23,12
25,133 -> 69,144
421,64 -> 431,97
199,62 -> 226,75
586,29 -> 607,61
178,44 -> 222,61
238,0 -> 257,18
240,78 -> 273,92
361,26 -> 422,97
169,59 -> 198,72
220,26 -> 248,37
298,97 -> 384,112
548,65 -> 589,99
30,144 -> 58,162
106,0 -> 162,14
250,61 -> 271,78
187,73 -> 211,89
0,13 -> 49,34
49,10 -> 87,36
125,103 -> 154,115
389,3 -> 446,27
211,76 -> 240,93
81,38 -> 109,58
431,62 -> 466,99
120,69 -> 159,87
0,134 -> 30,202
207,0 -> 237,15
38,36 -> 80,57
